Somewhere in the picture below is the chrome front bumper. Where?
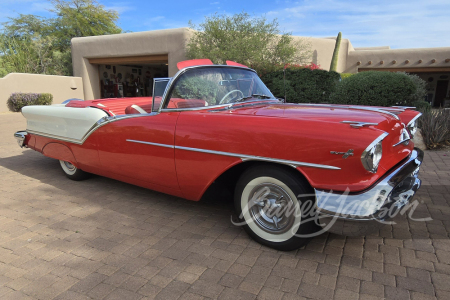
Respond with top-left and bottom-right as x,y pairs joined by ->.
315,148 -> 423,235
14,131 -> 28,148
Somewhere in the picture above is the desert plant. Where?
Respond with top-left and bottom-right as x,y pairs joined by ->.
330,71 -> 416,106
418,108 -> 450,149
7,92 -> 53,112
329,32 -> 342,72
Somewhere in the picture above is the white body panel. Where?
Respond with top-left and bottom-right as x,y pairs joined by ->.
22,105 -> 108,142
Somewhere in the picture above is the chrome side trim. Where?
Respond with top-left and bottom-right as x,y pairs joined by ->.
176,145 -> 340,169
126,139 -> 174,149
341,121 -> 379,128
407,113 -> 422,127
125,139 -> 340,170
27,130 -> 83,144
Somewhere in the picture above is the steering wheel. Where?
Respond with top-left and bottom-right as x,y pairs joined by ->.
219,89 -> 244,104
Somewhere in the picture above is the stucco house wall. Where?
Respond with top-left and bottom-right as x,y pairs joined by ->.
345,47 -> 450,73
0,73 -> 84,113
71,28 -> 193,100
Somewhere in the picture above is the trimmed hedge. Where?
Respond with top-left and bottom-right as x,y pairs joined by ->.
340,73 -> 354,80
260,68 -> 341,103
7,93 -> 53,112
330,71 -> 416,106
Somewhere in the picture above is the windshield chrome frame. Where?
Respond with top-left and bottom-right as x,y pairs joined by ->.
157,65 -> 276,113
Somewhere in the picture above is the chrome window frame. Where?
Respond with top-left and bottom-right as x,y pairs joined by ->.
152,77 -> 171,112
158,65 -> 276,113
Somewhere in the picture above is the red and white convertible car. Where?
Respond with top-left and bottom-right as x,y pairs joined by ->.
15,59 -> 423,250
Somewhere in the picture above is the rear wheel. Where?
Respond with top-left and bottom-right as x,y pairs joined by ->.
59,160 -> 90,181
234,165 -> 319,251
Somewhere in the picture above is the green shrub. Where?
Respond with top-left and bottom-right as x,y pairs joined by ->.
260,68 -> 341,103
330,71 -> 416,106
418,108 -> 450,149
402,73 -> 427,103
412,100 -> 431,112
7,93 -> 53,112
340,73 -> 354,80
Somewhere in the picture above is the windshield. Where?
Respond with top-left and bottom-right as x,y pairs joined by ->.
164,67 -> 275,109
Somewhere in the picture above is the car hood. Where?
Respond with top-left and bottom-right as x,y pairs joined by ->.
228,102 -> 398,125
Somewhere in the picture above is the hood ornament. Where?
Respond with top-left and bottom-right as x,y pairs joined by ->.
331,149 -> 354,159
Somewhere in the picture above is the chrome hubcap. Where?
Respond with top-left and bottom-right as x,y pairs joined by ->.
248,183 -> 296,234
64,161 -> 76,172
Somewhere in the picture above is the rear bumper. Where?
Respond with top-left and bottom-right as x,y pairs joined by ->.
14,131 -> 28,148
315,148 -> 423,235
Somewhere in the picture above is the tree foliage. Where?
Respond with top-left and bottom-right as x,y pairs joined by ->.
186,12 -> 312,74
0,0 -> 122,77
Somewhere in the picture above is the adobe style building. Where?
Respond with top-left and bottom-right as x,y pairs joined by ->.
71,28 -> 450,107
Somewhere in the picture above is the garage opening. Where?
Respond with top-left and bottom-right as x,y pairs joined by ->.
89,55 -> 169,98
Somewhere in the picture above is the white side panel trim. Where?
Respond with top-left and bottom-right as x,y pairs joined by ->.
22,105 -> 108,142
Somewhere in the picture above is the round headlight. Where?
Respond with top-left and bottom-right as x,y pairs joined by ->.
361,133 -> 387,173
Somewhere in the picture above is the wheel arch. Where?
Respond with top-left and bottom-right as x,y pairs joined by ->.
200,160 -> 313,201
42,142 -> 78,167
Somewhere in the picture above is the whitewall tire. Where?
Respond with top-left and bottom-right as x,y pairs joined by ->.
235,165 -> 319,251
59,160 -> 90,181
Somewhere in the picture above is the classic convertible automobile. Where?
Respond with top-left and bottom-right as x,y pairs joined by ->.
15,59 -> 423,250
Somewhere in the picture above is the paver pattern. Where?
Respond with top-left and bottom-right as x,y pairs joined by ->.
0,112 -> 449,300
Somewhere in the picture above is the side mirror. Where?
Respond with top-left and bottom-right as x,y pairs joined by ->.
277,98 -> 286,103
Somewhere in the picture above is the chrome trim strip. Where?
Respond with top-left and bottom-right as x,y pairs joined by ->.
407,113 -> 422,127
341,121 -> 379,128
125,139 -> 340,170
176,145 -> 340,169
126,139 -> 174,149
27,130 -> 83,145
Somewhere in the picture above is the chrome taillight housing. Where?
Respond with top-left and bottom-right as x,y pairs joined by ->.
361,133 -> 388,173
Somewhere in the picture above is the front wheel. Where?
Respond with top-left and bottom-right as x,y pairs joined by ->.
234,165 -> 320,251
59,160 -> 90,181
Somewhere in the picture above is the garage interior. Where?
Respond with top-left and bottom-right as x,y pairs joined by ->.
89,55 -> 169,99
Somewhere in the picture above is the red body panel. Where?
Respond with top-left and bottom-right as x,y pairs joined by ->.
25,97 -> 421,201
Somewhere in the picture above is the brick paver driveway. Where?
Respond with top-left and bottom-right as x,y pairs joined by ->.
0,112 -> 449,300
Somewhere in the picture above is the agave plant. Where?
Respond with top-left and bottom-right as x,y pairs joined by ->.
418,108 -> 450,149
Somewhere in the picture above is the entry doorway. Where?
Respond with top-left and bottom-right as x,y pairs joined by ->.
88,55 -> 169,99
435,80 -> 449,107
